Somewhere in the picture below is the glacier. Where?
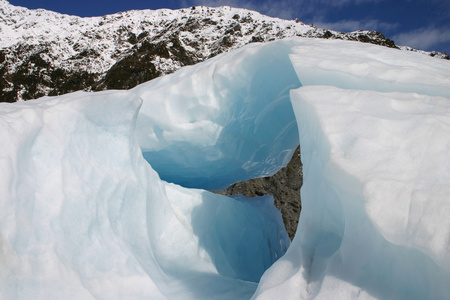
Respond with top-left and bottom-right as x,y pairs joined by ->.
1,37 -> 450,300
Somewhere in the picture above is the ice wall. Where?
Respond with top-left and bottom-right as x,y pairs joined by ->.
0,90 -> 289,300
0,91 -> 166,300
253,39 -> 450,300
254,87 -> 450,300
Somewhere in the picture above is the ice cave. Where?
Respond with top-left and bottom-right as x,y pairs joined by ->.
1,38 -> 450,300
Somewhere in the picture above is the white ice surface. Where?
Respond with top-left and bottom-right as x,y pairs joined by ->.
1,37 -> 450,300
289,38 -> 450,98
253,87 -> 450,300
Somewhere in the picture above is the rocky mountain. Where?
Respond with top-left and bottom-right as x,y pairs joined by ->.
3,0 -> 446,103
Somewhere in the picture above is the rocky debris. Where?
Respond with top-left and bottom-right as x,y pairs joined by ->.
214,145 -> 302,240
321,30 -> 398,48
399,45 -> 450,60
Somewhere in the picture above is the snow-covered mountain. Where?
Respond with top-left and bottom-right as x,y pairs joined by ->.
2,0 -> 446,102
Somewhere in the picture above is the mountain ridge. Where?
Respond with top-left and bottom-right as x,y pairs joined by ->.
1,0 -> 447,102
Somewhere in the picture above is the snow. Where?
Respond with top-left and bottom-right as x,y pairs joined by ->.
289,38 -> 450,98
1,37 -> 450,300
0,0 -> 314,75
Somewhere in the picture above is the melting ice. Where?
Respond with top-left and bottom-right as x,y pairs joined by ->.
1,38 -> 449,300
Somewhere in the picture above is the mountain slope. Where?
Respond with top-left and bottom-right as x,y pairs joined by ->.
0,0 -> 413,102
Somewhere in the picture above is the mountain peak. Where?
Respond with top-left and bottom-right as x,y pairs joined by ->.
0,0 -> 14,12
0,0 -> 11,6
0,1 -> 446,103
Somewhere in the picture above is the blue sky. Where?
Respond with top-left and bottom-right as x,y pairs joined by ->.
8,0 -> 450,54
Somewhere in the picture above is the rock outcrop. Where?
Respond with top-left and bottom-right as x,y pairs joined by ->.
214,146 -> 302,240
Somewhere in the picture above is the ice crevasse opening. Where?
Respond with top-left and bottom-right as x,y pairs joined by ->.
0,37 -> 450,300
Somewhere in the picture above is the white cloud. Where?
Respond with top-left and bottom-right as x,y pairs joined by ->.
314,19 -> 398,33
318,0 -> 384,6
179,0 -> 388,21
179,0 -> 304,19
392,26 -> 450,51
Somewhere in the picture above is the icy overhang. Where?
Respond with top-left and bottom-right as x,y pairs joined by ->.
133,39 -> 302,190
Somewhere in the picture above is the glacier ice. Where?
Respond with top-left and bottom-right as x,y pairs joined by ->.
132,40 -> 301,190
253,40 -> 450,300
0,90 -> 289,300
254,87 -> 450,300
1,37 -> 450,300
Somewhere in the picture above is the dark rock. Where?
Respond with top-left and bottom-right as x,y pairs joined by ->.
127,33 -> 138,45
213,145 -> 302,240
251,36 -> 264,43
48,70 -> 98,96
137,31 -> 149,40
323,30 -> 333,39
354,31 -> 398,49
101,54 -> 161,90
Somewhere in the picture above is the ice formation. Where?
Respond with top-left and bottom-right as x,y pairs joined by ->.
133,40 -> 301,190
0,90 -> 289,300
1,37 -> 450,300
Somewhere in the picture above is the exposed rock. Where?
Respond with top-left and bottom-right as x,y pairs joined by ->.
214,145 -> 302,240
